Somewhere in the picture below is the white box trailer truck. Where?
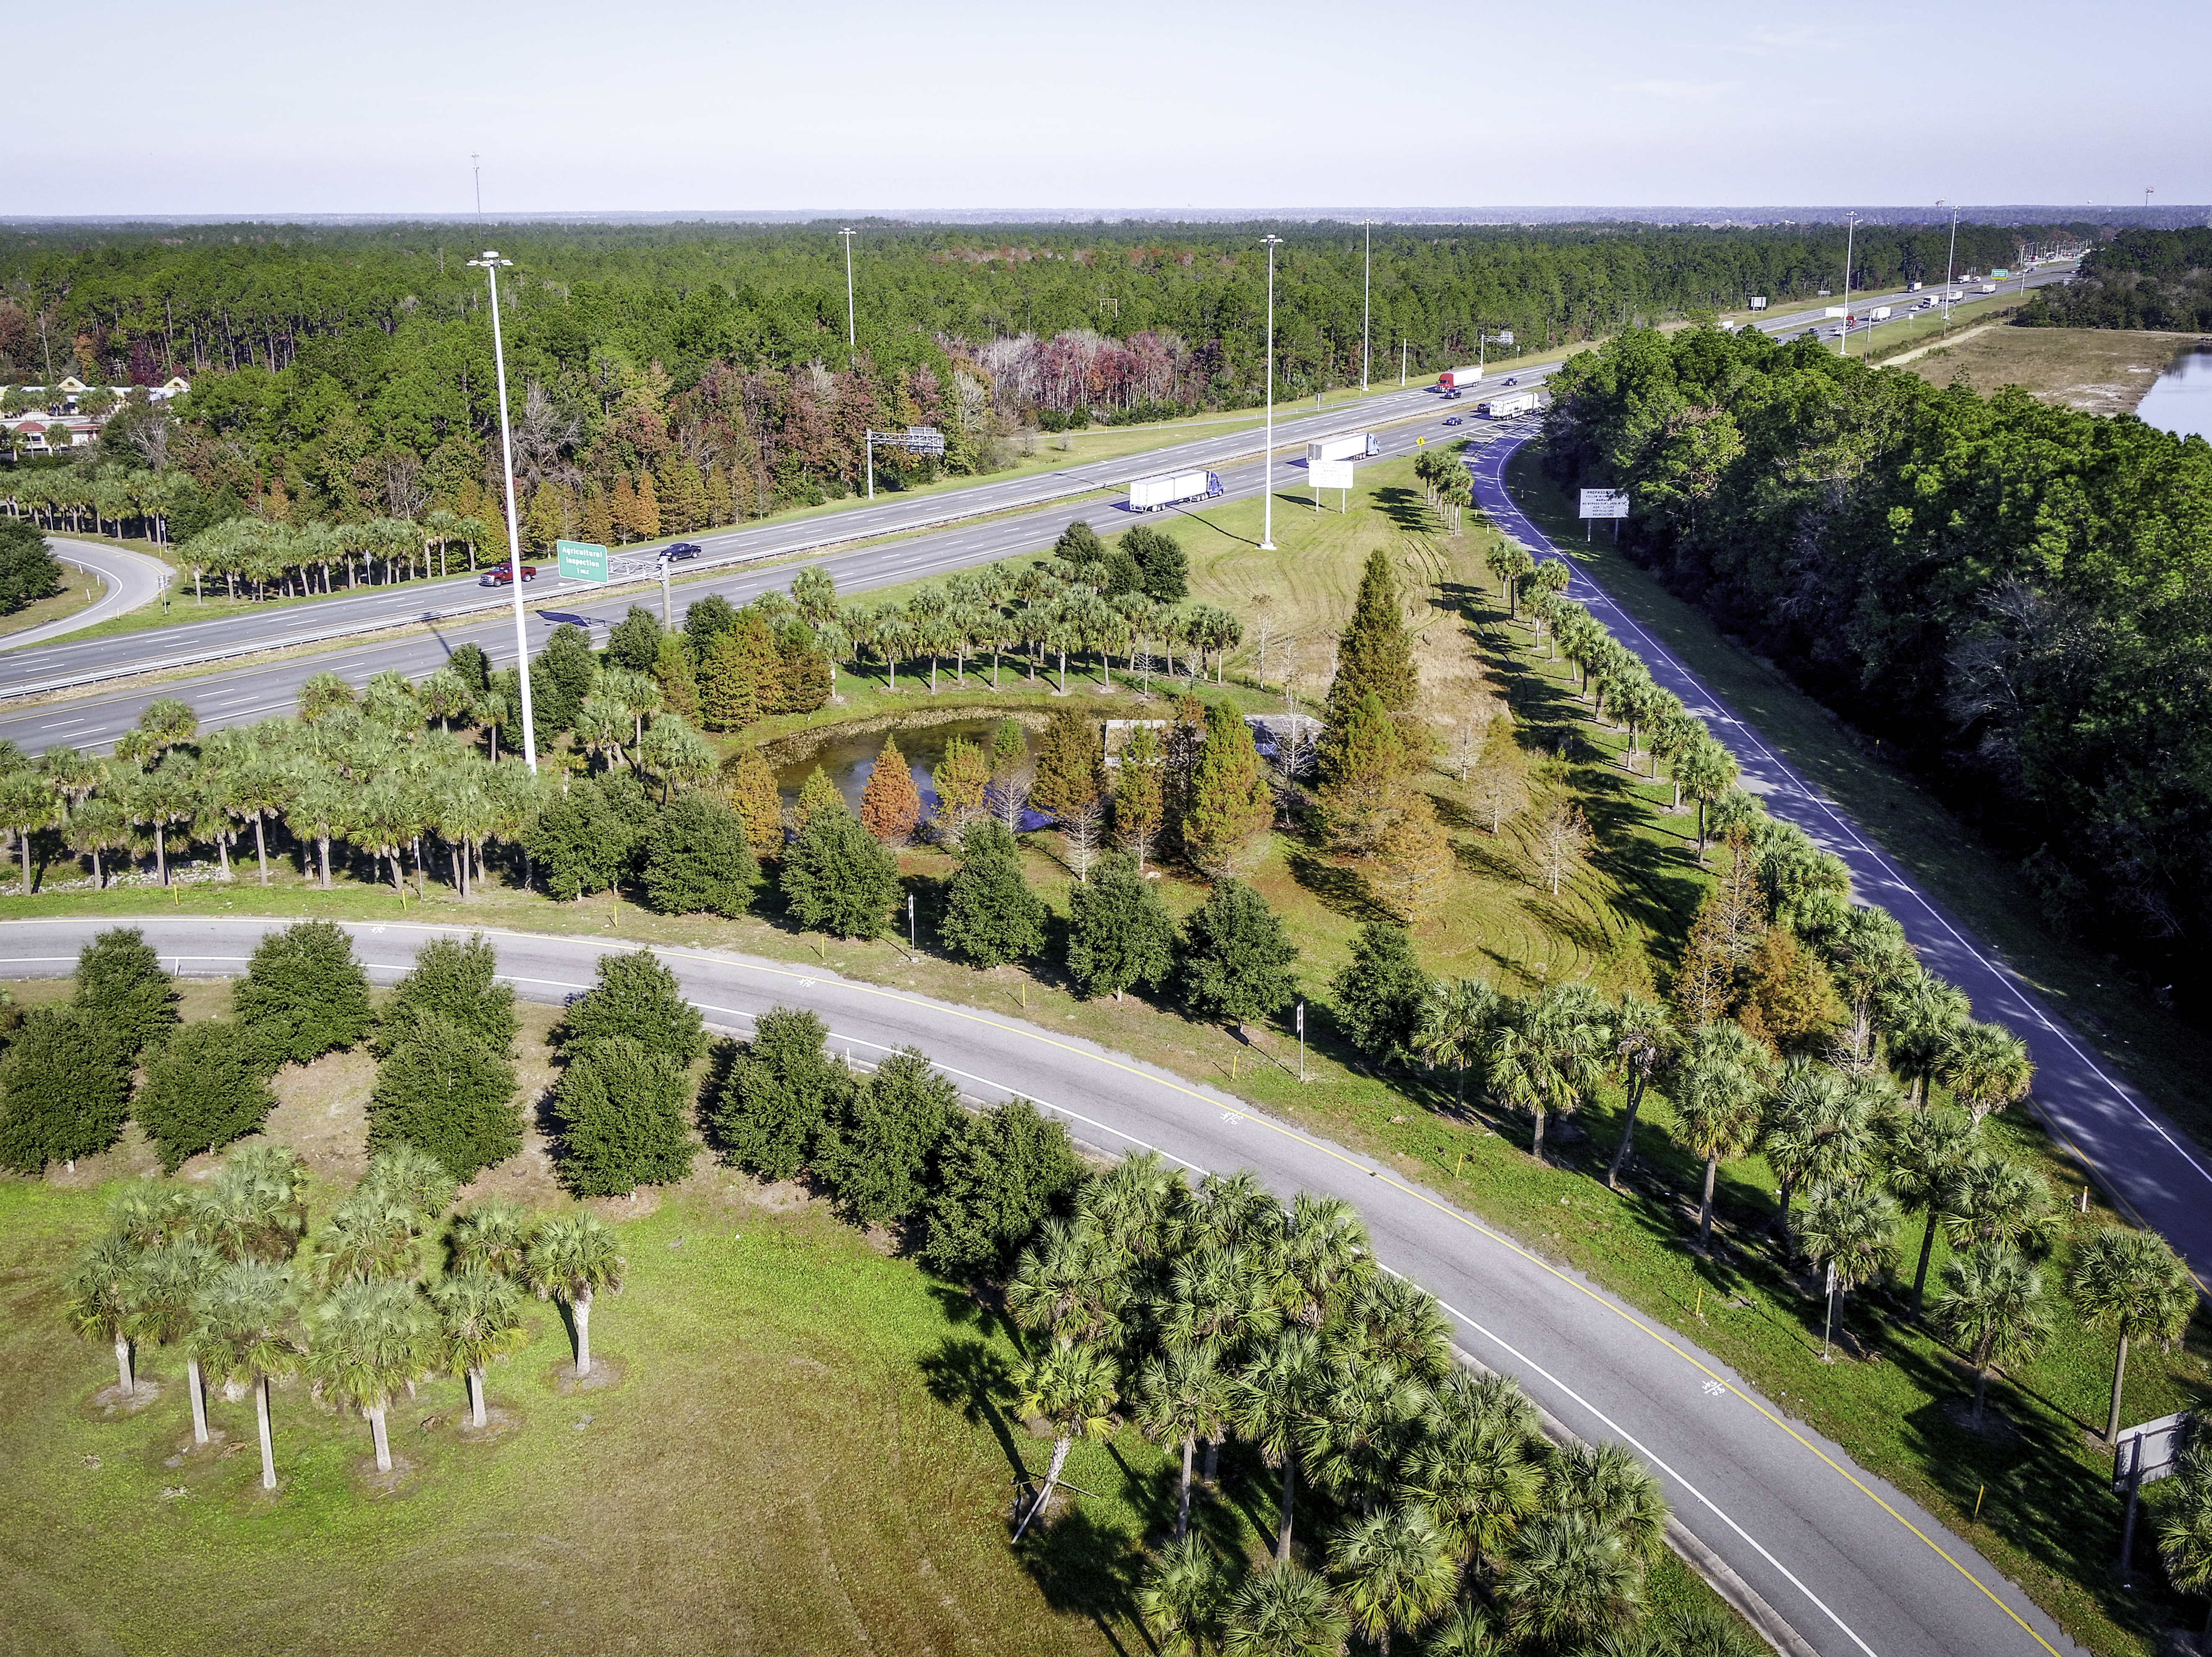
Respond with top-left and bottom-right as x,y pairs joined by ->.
1437,367 -> 1483,392
1306,433 -> 1381,466
1128,469 -> 1224,512
1477,390 -> 1540,419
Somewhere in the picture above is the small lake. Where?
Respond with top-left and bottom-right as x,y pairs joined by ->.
2136,347 -> 2212,442
771,716 -> 1044,825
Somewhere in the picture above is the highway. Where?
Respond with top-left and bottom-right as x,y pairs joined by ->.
5,538 -> 171,651
0,913 -> 2080,1657
1465,430 -> 2212,1288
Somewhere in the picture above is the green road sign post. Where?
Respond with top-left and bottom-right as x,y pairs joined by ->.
556,540 -> 608,584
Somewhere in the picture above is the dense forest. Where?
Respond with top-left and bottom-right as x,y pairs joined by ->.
0,219 -> 2077,542
1540,323 -> 2212,978
2018,228 -> 2212,331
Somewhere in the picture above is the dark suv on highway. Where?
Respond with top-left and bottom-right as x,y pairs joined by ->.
665,542 -> 703,561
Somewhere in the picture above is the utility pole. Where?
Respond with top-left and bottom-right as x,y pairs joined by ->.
471,154 -> 482,225
468,250 -> 536,772
839,228 -> 859,350
1361,219 -> 1372,392
1260,235 -> 1283,552
1839,212 -> 1861,358
1400,338 -> 1408,388
1939,200 -> 1959,335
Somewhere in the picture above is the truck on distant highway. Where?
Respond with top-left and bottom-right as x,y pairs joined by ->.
1973,282 -> 1998,295
479,564 -> 538,587
1128,469 -> 1223,512
1477,390 -> 1540,419
1306,433 -> 1381,466
1437,367 -> 1484,393
1868,306 -> 1893,321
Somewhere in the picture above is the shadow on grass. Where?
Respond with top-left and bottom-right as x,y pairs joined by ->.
1283,845 -> 1383,925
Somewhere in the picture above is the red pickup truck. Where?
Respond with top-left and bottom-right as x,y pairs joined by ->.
479,564 -> 539,587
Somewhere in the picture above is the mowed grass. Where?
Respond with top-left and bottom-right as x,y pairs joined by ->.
0,577 -> 99,643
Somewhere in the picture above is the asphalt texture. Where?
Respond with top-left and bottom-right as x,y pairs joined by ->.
1465,432 -> 2212,1288
3,538 -> 172,651
0,915 -> 2080,1657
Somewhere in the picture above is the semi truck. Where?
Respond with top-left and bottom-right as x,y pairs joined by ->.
1477,390 -> 1541,419
1437,367 -> 1484,392
1305,432 -> 1381,466
1128,468 -> 1224,512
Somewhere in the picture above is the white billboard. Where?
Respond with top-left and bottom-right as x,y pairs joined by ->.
1310,460 -> 1356,490
1578,489 -> 1630,520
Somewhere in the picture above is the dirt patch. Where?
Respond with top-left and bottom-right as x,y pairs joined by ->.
450,1404 -> 525,1444
160,1429 -> 231,1468
545,1355 -> 626,1395
355,1453 -> 423,1497
85,1380 -> 163,1418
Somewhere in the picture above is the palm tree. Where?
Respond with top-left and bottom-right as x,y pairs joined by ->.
526,1213 -> 626,1378
1222,1561 -> 1348,1657
1135,1347 -> 1231,1539
637,713 -> 716,805
134,1238 -> 223,1444
1327,1505 -> 1457,1655
1883,1108 -> 1975,1312
1822,908 -> 1918,1063
1485,982 -> 1610,1161
190,1260 -> 298,1490
1938,1021 -> 2034,1128
1942,1152 -> 2060,1257
312,1196 -> 432,1288
1671,739 -> 1738,865
1415,977 -> 1501,1108
1138,1532 -> 1229,1656
1269,1193 -> 1374,1331
63,1233 -> 146,1398
1877,973 -> 1970,1105
1499,1511 -> 1641,1649
202,1143 -> 311,1264
1234,1327 -> 1327,1561
1760,1058 -> 1882,1258
428,1268 -> 531,1428
449,1198 -> 533,1278
1798,1183 -> 1902,1349
67,790 -> 133,888
1006,1215 -> 1131,1349
2070,1226 -> 2196,1447
1668,1022 -> 1770,1249
1343,1275 -> 1453,1386
2158,1461 -> 2212,1653
1545,1441 -> 1670,1564
1932,1245 -> 2052,1426
1012,1336 -> 1119,1539
308,1278 -> 435,1473
1405,1374 -> 1543,1571
0,765 -> 63,894
1604,994 -> 1675,1189
1420,1602 -> 1501,1657
1297,1357 -> 1429,1516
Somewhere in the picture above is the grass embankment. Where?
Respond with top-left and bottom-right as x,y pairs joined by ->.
5,450 -> 2202,1652
0,577 -> 99,643
1887,325 -> 2196,415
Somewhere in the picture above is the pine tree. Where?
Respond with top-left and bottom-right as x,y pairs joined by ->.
135,1021 -> 277,1171
1317,690 -> 1411,854
697,628 -> 758,732
938,819 -> 1047,968
1330,921 -> 1430,1063
1329,548 -> 1418,717
579,483 -> 616,549
794,765 -> 846,832
1031,708 -> 1105,821
1113,724 -> 1166,869
781,809 -> 901,938
632,470 -> 663,540
1067,851 -> 1179,1001
1121,525 -> 1188,603
555,1036 -> 698,1197
861,735 -> 923,844
1180,880 -> 1299,1034
368,1012 -> 521,1182
719,747 -> 785,860
1181,703 -> 1273,877
651,633 -> 699,721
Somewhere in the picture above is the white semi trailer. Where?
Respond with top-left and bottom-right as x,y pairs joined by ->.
1305,432 -> 1381,465
1477,390 -> 1541,419
1128,468 -> 1224,512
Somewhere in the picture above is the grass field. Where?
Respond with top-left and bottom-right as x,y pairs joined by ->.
1887,325 -> 2197,415
0,576 -> 99,642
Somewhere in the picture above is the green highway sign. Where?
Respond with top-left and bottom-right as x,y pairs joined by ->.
556,540 -> 608,584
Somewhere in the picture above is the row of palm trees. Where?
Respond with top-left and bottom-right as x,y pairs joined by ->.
62,1141 -> 624,1486
1,464 -> 196,544
1001,1157 -> 1705,1655
182,508 -> 496,600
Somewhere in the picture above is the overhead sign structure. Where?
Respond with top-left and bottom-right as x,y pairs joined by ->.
556,539 -> 609,584
863,426 -> 948,497
1579,489 -> 1630,520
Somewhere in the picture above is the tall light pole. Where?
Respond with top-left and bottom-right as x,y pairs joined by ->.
1939,199 -> 1959,335
838,228 -> 858,351
1260,234 -> 1283,552
1838,212 -> 1860,358
468,250 -> 537,772
1361,219 -> 1373,392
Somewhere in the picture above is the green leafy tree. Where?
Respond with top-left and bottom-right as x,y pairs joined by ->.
706,1006 -> 853,1181
367,1013 -> 522,1182
1181,880 -> 1299,1037
929,735 -> 992,844
2070,1226 -> 2196,1446
938,818 -> 1047,968
427,1267 -> 530,1428
556,949 -> 706,1065
606,605 -> 664,672
922,1099 -> 1081,1280
781,808 -> 902,938
2158,1454 -> 2212,1651
526,779 -> 641,901
305,1278 -> 434,1473
642,793 -> 761,917
0,1007 -> 132,1174
1066,850 -> 1179,1001
815,1047 -> 960,1227
232,920 -> 373,1070
73,926 -> 179,1058
1933,1244 -> 2052,1426
526,1212 -> 626,1378
1799,1182 -> 1902,1338
135,1021 -> 278,1171
554,1035 -> 699,1196
1135,1347 -> 1232,1541
375,933 -> 517,1057
1330,921 -> 1430,1065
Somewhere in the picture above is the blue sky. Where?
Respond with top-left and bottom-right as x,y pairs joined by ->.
7,0 -> 2198,216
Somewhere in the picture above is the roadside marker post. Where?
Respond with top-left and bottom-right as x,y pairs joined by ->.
1296,1000 -> 1306,1082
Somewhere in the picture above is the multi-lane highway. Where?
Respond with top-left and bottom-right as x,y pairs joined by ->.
0,914 -> 2080,1657
1466,430 -> 2212,1290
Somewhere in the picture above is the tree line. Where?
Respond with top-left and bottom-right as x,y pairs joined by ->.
1539,320 -> 2212,983
2018,229 -> 2212,331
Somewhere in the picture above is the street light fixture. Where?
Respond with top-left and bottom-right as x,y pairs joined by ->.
467,249 -> 537,772
1938,199 -> 1960,335
1838,211 -> 1861,358
1260,234 -> 1283,553
838,228 -> 859,351
1361,219 -> 1373,392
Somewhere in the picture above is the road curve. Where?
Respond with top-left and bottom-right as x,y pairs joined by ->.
1467,433 -> 2212,1288
0,915 -> 2077,1657
3,537 -> 169,651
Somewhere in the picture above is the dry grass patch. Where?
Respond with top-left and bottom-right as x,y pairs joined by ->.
1895,325 -> 2199,415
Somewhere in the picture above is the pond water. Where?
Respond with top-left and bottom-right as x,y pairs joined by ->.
771,716 -> 1046,826
2135,347 -> 2212,442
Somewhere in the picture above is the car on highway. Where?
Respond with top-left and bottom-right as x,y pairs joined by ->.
1443,416 -> 1463,426
665,542 -> 703,560
1503,377 -> 1518,386
479,564 -> 538,587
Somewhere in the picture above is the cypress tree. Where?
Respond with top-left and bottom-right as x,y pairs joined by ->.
1030,708 -> 1105,820
1067,851 -> 1179,1001
794,765 -> 846,831
860,735 -> 923,844
697,627 -> 759,732
1180,703 -> 1274,877
1329,548 -> 1418,717
718,746 -> 786,860
938,819 -> 1047,968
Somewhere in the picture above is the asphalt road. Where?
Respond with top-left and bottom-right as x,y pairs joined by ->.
3,538 -> 172,651
0,914 -> 2078,1657
1465,432 -> 2212,1290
